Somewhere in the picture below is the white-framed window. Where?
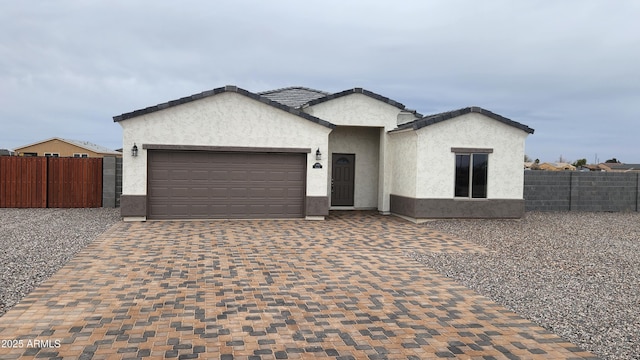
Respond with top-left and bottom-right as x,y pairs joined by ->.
452,148 -> 492,198
44,152 -> 60,158
73,153 -> 89,158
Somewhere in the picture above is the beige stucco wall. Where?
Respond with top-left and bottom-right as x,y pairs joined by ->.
389,130 -> 418,198
415,113 -> 528,199
118,92 -> 332,197
328,126 -> 380,208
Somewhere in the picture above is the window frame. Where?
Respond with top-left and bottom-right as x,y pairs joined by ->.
44,152 -> 60,158
73,153 -> 89,158
451,148 -> 492,199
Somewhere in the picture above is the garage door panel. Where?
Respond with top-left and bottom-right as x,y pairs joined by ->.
190,205 -> 210,216
148,151 -> 306,219
287,172 -> 305,181
170,170 -> 190,181
191,170 -> 210,180
248,170 -> 267,181
210,170 -> 229,180
287,188 -> 305,197
248,187 -> 267,198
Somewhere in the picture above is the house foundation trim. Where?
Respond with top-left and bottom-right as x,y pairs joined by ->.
306,196 -> 329,217
121,195 -> 147,218
390,194 -> 524,219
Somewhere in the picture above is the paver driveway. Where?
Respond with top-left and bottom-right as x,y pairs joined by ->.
0,211 -> 596,359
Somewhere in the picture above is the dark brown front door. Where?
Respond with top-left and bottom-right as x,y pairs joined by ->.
331,153 -> 355,206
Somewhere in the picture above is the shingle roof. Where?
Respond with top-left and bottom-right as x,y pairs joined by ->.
258,87 -> 329,108
393,106 -> 535,134
113,85 -> 335,129
61,138 -> 122,154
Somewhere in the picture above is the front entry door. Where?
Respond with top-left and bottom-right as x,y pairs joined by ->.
331,153 -> 355,206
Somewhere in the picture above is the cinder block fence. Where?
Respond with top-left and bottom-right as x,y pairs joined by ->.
102,157 -> 122,208
524,171 -> 640,212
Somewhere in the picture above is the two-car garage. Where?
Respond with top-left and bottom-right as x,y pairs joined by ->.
147,150 -> 306,219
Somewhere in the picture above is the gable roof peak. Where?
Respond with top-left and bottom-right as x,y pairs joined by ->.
306,87 -> 408,111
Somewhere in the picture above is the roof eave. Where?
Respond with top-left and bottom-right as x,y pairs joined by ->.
391,106 -> 534,134
113,85 -> 336,130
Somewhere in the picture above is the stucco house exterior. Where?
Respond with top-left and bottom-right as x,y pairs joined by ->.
114,85 -> 534,222
13,137 -> 122,158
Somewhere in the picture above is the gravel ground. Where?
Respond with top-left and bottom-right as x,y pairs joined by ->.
0,208 -> 120,317
410,211 -> 640,360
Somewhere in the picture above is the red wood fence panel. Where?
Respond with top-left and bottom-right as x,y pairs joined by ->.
47,157 -> 102,208
0,157 -> 47,208
0,157 -> 102,208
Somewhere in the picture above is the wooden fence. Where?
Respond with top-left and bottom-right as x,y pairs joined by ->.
0,157 -> 102,208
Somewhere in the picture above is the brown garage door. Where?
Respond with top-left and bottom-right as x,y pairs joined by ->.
148,150 -> 306,219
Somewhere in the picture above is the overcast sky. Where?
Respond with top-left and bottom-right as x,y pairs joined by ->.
1,1 -> 638,163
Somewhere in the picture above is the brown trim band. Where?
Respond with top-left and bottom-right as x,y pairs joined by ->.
451,147 -> 493,153
390,194 -> 523,219
120,195 -> 147,217
306,196 -> 329,216
142,144 -> 311,153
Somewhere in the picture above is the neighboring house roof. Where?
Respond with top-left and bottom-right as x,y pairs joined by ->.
553,162 -> 576,170
14,137 -> 121,155
600,163 -> 640,172
258,87 -> 329,108
113,85 -> 336,129
393,106 -> 535,134
0,149 -> 13,156
583,164 -> 603,171
535,162 -> 575,171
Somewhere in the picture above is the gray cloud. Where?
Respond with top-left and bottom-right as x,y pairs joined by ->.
1,0 -> 638,162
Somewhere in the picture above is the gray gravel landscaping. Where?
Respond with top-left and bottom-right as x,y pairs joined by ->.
411,211 -> 640,360
0,208 -> 120,317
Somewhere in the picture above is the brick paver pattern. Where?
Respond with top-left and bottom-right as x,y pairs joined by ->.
0,212 -> 597,359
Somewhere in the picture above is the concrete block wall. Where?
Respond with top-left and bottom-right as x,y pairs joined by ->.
116,157 -> 122,207
524,171 -> 639,212
524,171 -> 572,211
102,157 -> 123,208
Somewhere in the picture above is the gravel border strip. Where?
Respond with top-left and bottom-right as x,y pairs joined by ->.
410,212 -> 640,360
0,208 -> 121,317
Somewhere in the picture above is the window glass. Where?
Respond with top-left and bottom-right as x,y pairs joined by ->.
454,154 -> 470,197
454,153 -> 488,198
472,154 -> 488,198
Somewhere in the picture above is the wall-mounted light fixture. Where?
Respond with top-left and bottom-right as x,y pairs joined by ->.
131,143 -> 138,157
316,148 -> 322,161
